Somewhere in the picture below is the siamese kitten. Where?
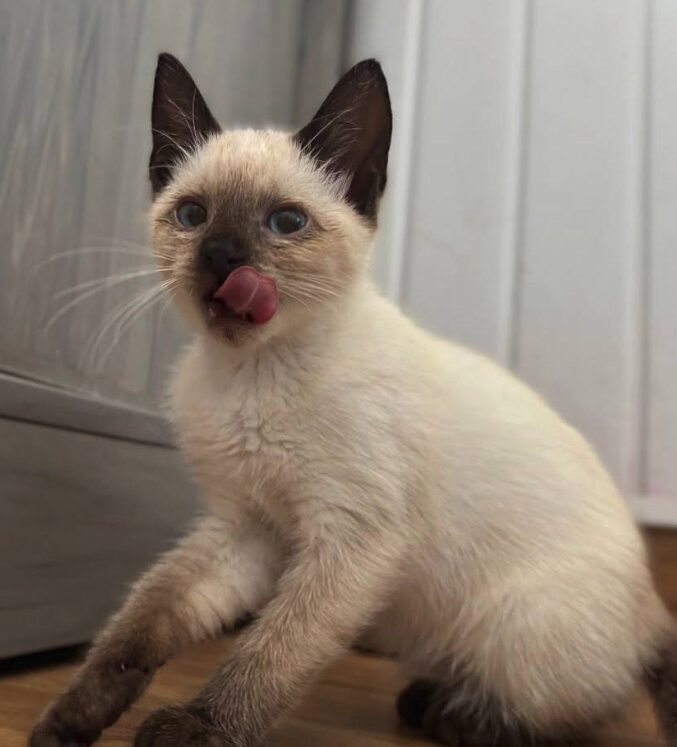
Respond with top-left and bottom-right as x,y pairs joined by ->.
31,54 -> 677,747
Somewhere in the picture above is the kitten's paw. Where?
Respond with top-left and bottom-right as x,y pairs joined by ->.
421,696 -> 462,746
134,705 -> 225,747
396,679 -> 438,729
398,678 -> 536,746
397,679 -> 462,745
28,700 -> 102,747
421,690 -> 530,746
28,648 -> 155,747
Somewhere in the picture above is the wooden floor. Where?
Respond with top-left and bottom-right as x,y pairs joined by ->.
3,529 -> 677,747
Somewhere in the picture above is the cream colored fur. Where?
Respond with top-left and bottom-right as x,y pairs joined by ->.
157,127 -> 671,736
170,270 -> 669,732
30,125 -> 673,747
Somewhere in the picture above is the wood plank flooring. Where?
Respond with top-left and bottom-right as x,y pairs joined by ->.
2,528 -> 677,747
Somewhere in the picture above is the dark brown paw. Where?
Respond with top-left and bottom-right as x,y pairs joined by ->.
422,695 -> 529,746
28,728 -> 88,747
397,679 -> 439,729
420,693 -> 462,746
134,705 -> 225,747
29,703 -> 102,747
28,722 -> 87,747
398,678 -> 534,746
424,697 -> 534,746
28,650 -> 155,747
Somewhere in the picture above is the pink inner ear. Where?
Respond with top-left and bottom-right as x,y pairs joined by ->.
213,266 -> 278,325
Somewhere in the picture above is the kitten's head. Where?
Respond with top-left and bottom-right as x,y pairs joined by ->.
149,53 -> 391,346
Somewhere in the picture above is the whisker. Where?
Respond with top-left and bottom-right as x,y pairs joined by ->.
91,236 -> 153,251
45,269 -> 161,333
288,277 -> 343,294
279,270 -> 343,288
87,236 -> 174,263
280,287 -> 310,309
282,278 -> 343,300
66,237 -> 173,262
284,275 -> 342,290
115,283 -> 169,344
53,268 -> 159,300
84,282 -> 168,370
101,277 -> 177,367
94,286 -> 166,372
157,286 -> 173,328
35,248 -> 154,271
82,285 -> 158,368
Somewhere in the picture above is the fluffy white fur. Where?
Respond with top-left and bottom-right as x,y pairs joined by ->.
30,56 -> 674,747
170,269 -> 669,732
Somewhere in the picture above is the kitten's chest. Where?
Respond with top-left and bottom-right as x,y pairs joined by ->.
171,350 -> 312,513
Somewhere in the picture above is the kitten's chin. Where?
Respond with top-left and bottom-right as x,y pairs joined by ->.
202,301 -> 287,348
172,285 -> 345,350
202,297 -> 285,348
168,287 -> 269,346
204,317 -> 263,347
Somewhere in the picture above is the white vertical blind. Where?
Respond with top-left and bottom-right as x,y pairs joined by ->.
514,0 -> 648,492
646,0 -> 677,512
349,0 -> 677,524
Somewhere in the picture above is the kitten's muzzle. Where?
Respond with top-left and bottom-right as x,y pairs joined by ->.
196,237 -> 277,328
199,236 -> 250,287
202,266 -> 278,327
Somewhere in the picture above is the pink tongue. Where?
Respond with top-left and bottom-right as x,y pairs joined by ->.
213,266 -> 278,325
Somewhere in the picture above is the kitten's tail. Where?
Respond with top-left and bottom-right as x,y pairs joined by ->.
645,629 -> 677,745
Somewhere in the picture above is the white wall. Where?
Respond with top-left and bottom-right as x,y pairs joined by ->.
348,0 -> 677,525
0,0 -> 346,413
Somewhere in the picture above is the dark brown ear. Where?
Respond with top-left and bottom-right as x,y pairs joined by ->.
294,59 -> 392,222
150,53 -> 221,195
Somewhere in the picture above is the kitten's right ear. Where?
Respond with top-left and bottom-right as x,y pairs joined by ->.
149,53 -> 221,195
295,59 -> 392,222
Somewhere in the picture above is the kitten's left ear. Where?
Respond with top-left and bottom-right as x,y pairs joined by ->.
295,59 -> 392,222
150,53 -> 221,195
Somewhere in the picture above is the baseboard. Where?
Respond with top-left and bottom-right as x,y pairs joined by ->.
0,415 -> 197,658
628,495 -> 677,528
0,370 -> 171,446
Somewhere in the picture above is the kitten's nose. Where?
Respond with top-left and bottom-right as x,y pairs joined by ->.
200,237 -> 249,283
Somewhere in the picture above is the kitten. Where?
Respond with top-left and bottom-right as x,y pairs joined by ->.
30,53 -> 677,747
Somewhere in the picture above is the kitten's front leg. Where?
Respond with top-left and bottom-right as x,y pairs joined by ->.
135,494 -> 407,747
29,514 -> 279,747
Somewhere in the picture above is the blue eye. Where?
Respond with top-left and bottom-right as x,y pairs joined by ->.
176,201 -> 207,228
267,208 -> 307,235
